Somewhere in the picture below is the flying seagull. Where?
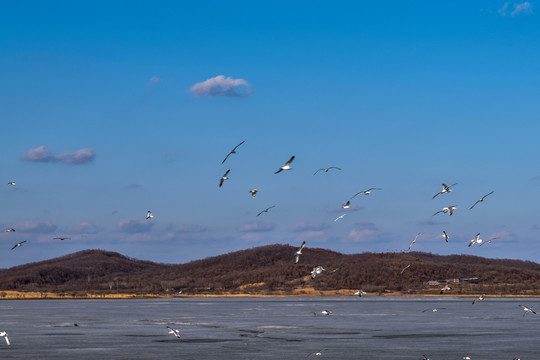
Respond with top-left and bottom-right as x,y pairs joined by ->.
342,200 -> 351,209
468,233 -> 482,247
257,205 -> 275,216
307,349 -> 328,357
313,167 -> 341,175
479,236 -> 499,246
320,310 -> 332,315
422,308 -> 446,313
408,232 -> 421,251
519,304 -> 537,316
54,237 -> 72,241
311,266 -> 325,279
432,183 -> 457,199
221,140 -> 245,164
274,156 -> 295,174
440,284 -> 452,294
5,228 -> 15,232
7,182 -> 15,186
219,169 -> 230,187
352,188 -> 382,198
472,294 -> 485,304
470,191 -> 494,210
294,241 -> 306,264
0,331 -> 10,346
11,241 -> 26,250
400,264 -> 411,274
167,326 -> 181,338
432,205 -> 457,216
146,211 -> 154,220
334,214 -> 347,222
442,231 -> 449,242
249,189 -> 260,198
354,289 -> 367,297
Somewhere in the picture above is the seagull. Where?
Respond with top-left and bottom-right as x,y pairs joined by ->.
311,266 -> 325,279
54,237 -> 72,241
320,310 -> 332,315
442,231 -> 449,242
257,205 -> 275,216
354,290 -> 367,297
167,326 -> 181,338
0,331 -> 10,346
352,188 -> 382,198
313,167 -> 341,175
519,304 -> 537,316
470,191 -> 494,209
400,264 -> 411,274
146,211 -> 154,220
7,182 -> 15,186
274,156 -> 295,174
307,349 -> 328,357
468,233 -> 482,247
479,236 -> 499,246
432,205 -> 457,216
219,169 -> 230,187
11,241 -> 26,250
334,214 -> 347,222
5,228 -> 15,232
463,357 -> 471,360
342,200 -> 351,209
422,308 -> 446,313
249,189 -> 260,198
221,140 -> 245,164
294,241 -> 306,264
472,294 -> 485,304
408,232 -> 421,251
422,356 -> 429,360
440,284 -> 452,294
432,183 -> 457,199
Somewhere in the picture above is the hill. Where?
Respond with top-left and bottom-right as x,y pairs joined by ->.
1,245 -> 540,297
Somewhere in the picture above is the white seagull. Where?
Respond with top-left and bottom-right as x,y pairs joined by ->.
257,205 -> 275,216
313,167 -> 341,175
432,205 -> 457,216
219,169 -> 230,187
274,156 -> 295,174
354,289 -> 367,297
334,214 -> 347,222
479,236 -> 499,246
400,264 -> 411,274
440,284 -> 452,294
222,140 -> 245,164
7,182 -> 15,186
352,188 -> 382,198
5,228 -> 15,232
0,331 -> 10,346
408,232 -> 421,251
519,305 -> 537,316
468,233 -> 482,247
470,191 -> 494,209
311,266 -> 325,279
442,231 -> 449,242
294,241 -> 306,264
342,200 -> 351,209
472,294 -> 485,304
320,310 -> 332,315
307,349 -> 328,357
432,183 -> 457,199
249,189 -> 260,198
167,326 -> 181,338
54,237 -> 72,241
11,241 -> 26,250
146,211 -> 154,220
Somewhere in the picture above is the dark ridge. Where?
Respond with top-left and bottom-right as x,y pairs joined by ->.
1,245 -> 539,296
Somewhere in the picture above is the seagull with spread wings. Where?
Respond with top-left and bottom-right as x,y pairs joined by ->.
0,331 -> 10,346
221,141 -> 245,164
470,191 -> 494,209
442,231 -> 449,242
408,232 -> 421,251
167,326 -> 181,338
479,236 -> 499,246
54,237 -> 72,241
311,266 -> 325,279
249,189 -> 260,198
313,167 -> 341,175
274,156 -> 295,174
352,188 -> 382,198
257,206 -> 275,216
432,183 -> 457,199
334,214 -> 347,222
519,304 -> 537,316
219,169 -> 230,187
11,241 -> 26,250
468,233 -> 482,247
432,205 -> 457,216
472,294 -> 485,304
342,200 -> 351,209
5,228 -> 15,232
294,241 -> 306,264
146,211 -> 154,220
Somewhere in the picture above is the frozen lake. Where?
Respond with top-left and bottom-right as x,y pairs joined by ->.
0,297 -> 537,359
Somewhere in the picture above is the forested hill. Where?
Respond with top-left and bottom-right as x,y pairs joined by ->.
1,245 -> 540,296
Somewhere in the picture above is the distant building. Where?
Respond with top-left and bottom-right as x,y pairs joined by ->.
427,281 -> 440,286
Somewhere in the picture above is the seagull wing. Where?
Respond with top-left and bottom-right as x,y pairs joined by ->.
299,241 -> 306,252
221,152 -> 232,164
469,200 -> 481,209
231,140 -> 245,152
328,167 -> 341,170
481,191 -> 494,200
294,254 -> 300,264
432,210 -> 443,216
3,335 -> 9,346
313,169 -> 324,175
432,191 -> 442,199
285,156 -> 295,166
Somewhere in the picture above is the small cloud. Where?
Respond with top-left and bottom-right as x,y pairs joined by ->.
189,75 -> 252,97
148,76 -> 162,85
21,146 -> 95,165
72,222 -> 99,234
117,218 -> 154,233
511,2 -> 533,15
498,2 -> 510,15
344,222 -> 380,243
239,222 -> 275,233
290,221 -> 328,232
15,221 -> 57,234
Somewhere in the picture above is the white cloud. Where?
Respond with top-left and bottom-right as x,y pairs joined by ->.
117,218 -> 154,233
498,2 -> 510,15
290,221 -> 328,232
15,221 -> 57,234
21,146 -> 95,165
148,76 -> 162,85
239,222 -> 275,232
189,75 -> 252,97
296,231 -> 330,243
72,222 -> 99,234
498,2 -> 533,16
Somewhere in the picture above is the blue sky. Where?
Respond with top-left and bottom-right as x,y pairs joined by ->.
1,1 -> 540,267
